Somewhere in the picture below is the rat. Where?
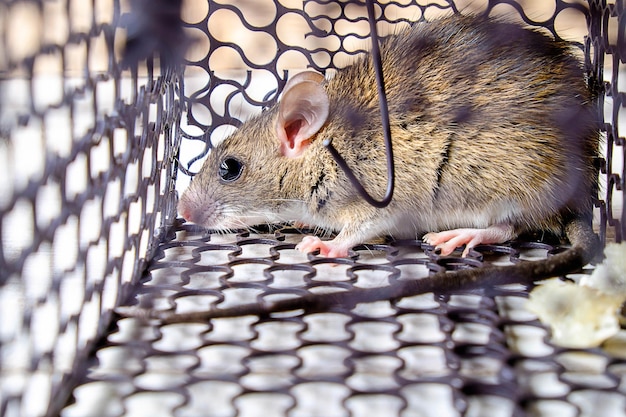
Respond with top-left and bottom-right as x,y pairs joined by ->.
165,15 -> 602,320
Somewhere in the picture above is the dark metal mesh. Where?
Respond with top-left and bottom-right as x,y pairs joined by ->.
0,0 -> 625,417
0,1 -> 181,416
75,226 -> 625,417
592,0 -> 626,242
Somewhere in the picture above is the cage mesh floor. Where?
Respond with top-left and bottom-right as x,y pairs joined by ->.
61,224 -> 626,417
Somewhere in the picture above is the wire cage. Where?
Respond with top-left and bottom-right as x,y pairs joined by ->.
0,0 -> 625,416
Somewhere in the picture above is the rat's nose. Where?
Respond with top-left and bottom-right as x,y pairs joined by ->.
177,197 -> 194,222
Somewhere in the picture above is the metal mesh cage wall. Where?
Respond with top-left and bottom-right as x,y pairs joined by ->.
592,0 -> 626,242
176,0 -> 623,242
0,1 -> 182,416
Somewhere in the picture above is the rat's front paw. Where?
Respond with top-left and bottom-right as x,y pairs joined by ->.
296,236 -> 349,258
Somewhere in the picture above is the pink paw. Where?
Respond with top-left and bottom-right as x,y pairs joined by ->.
295,236 -> 349,258
423,225 -> 515,257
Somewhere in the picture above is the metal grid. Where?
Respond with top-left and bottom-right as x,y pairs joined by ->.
595,0 -> 626,242
66,226 -> 626,417
0,0 -> 624,417
0,1 -> 181,416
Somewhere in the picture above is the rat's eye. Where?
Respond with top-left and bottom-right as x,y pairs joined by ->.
218,157 -> 244,183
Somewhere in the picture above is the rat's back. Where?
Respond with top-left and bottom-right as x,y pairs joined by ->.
179,15 -> 599,258
324,15 -> 598,237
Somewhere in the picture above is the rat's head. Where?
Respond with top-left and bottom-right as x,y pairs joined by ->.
177,71 -> 332,230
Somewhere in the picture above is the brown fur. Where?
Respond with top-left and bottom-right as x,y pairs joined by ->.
179,15 -> 598,250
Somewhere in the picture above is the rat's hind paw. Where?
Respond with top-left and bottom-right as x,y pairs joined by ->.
423,225 -> 516,257
296,236 -> 349,258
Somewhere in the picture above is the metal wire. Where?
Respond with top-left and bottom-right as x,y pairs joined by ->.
323,0 -> 395,208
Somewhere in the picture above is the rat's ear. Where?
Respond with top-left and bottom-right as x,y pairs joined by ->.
276,71 -> 329,158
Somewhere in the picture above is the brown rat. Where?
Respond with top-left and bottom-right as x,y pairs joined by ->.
179,15 -> 598,254
168,15 -> 601,319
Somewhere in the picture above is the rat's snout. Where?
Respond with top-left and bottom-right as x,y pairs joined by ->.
177,190 -> 201,224
177,196 -> 193,222
177,186 -> 216,227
